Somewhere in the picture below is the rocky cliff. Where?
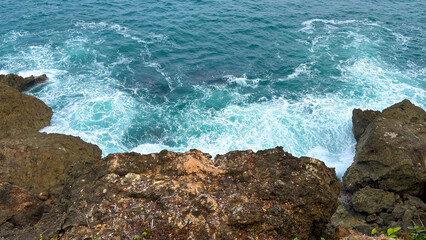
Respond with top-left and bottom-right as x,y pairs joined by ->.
0,73 -> 425,240
0,73 -> 341,240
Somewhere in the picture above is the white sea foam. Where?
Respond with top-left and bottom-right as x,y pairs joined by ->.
131,144 -> 186,154
300,18 -> 397,35
2,17 -> 424,178
0,37 -> 140,154
75,21 -> 146,43
133,49 -> 425,177
300,19 -> 358,33
224,74 -> 260,88
3,30 -> 29,43
144,61 -> 176,91
286,63 -> 312,80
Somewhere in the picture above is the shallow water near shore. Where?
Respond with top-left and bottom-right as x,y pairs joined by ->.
1,0 -> 425,176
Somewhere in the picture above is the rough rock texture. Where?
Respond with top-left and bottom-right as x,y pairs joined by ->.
352,109 -> 380,142
0,133 -> 102,197
341,235 -> 402,240
333,226 -> 357,240
0,75 -> 342,239
0,83 -> 52,139
0,182 -> 45,227
344,100 -> 426,197
0,73 -> 103,239
331,202 -> 370,232
0,73 -> 47,92
332,100 -> 426,235
56,148 -> 341,240
351,187 -> 396,214
0,73 -> 102,198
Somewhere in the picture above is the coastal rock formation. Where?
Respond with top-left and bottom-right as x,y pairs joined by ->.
0,73 -> 342,239
2,73 -> 425,239
0,73 -> 47,92
59,148 -> 341,240
0,74 -> 102,198
0,82 -> 52,139
351,109 -> 380,142
344,99 -> 425,196
333,99 -> 426,234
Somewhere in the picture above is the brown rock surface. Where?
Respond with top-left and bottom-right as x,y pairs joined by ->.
59,147 -> 341,240
351,187 -> 395,214
0,82 -> 52,139
0,182 -> 45,227
344,99 -> 426,197
0,73 -> 103,239
0,133 -> 102,197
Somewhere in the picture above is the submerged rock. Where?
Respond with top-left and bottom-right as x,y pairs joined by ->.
59,148 -> 341,240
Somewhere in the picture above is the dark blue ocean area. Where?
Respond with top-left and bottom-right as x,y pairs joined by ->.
1,0 -> 425,175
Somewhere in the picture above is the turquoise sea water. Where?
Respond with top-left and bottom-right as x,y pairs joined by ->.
1,0 -> 425,175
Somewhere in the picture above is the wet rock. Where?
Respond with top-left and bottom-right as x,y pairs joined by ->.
344,99 -> 426,197
351,187 -> 395,214
0,83 -> 52,139
0,133 -> 102,197
59,147 -> 341,240
0,73 -> 47,92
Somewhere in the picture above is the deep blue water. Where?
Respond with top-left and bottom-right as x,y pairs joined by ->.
1,0 -> 425,175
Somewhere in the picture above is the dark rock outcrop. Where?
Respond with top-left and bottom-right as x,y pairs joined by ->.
344,100 -> 425,197
6,73 -> 425,239
351,186 -> 395,214
58,148 -> 341,240
333,99 -> 426,234
0,73 -> 102,239
0,182 -> 45,227
0,74 -> 102,198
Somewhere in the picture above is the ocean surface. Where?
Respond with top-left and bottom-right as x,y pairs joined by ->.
1,0 -> 425,176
